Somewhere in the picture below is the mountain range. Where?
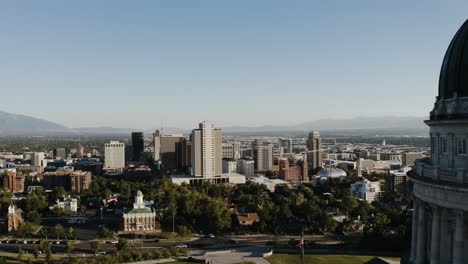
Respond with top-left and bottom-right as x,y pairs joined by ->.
0,110 -> 428,136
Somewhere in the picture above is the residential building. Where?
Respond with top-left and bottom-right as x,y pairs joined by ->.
252,139 -> 273,173
191,121 -> 222,178
42,168 -> 91,193
3,171 -> 24,193
278,158 -> 308,182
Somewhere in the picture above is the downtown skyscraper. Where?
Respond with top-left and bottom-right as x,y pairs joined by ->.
307,131 -> 323,170
191,121 -> 222,178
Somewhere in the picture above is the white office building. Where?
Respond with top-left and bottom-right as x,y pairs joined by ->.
104,141 -> 125,171
350,177 -> 381,202
222,160 -> 237,173
237,159 -> 255,177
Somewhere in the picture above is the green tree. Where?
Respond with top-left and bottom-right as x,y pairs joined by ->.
116,238 -> 128,252
67,227 -> 75,239
27,211 -> 42,225
53,224 -> 64,240
17,246 -> 24,262
97,227 -> 111,239
90,241 -> 100,255
65,240 -> 74,256
177,225 -> 192,238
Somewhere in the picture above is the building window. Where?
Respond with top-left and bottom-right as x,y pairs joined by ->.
440,138 -> 447,154
456,138 -> 467,155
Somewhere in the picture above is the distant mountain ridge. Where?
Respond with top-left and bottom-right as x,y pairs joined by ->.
0,111 -> 71,134
0,110 -> 427,135
222,116 -> 427,132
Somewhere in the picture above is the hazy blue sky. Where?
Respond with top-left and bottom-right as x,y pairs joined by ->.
1,1 -> 467,129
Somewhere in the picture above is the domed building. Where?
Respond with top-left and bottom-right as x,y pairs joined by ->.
122,190 -> 160,232
409,20 -> 468,264
316,167 -> 347,178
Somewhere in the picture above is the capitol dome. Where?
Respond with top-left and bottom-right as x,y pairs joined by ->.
409,19 -> 468,264
431,19 -> 468,120
316,168 -> 347,178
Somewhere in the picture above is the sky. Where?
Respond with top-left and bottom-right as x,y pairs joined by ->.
0,0 -> 467,129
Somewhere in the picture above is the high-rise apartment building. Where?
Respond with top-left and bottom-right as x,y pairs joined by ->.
252,139 -> 273,173
191,121 -> 222,178
104,141 -> 125,170
306,131 -> 323,170
132,132 -> 144,162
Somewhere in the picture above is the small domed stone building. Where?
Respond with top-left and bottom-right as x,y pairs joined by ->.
122,190 -> 160,232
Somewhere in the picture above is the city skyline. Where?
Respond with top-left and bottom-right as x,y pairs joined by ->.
1,1 -> 467,128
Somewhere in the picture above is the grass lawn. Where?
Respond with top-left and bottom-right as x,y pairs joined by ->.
267,254 -> 400,264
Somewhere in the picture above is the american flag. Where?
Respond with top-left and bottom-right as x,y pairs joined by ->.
298,237 -> 304,249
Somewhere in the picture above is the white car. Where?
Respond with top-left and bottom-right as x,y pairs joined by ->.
176,243 -> 188,248
110,240 -> 118,244
208,234 -> 215,238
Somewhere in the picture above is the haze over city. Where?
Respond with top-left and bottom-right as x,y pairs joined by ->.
1,1 -> 468,128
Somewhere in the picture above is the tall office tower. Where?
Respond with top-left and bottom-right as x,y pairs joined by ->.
306,131 -> 323,170
104,141 -> 125,170
176,138 -> 192,170
159,134 -> 184,169
132,132 -> 144,162
252,139 -> 273,173
153,130 -> 161,162
279,138 -> 293,154
191,121 -> 222,178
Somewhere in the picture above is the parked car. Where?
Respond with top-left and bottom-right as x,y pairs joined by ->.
208,234 -> 215,238
175,243 -> 187,248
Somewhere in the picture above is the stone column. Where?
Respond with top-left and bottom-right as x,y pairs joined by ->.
410,200 -> 420,263
453,211 -> 465,264
439,208 -> 449,263
416,201 -> 427,264
430,205 -> 441,264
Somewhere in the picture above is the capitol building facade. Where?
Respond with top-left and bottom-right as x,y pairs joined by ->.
409,20 -> 468,264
